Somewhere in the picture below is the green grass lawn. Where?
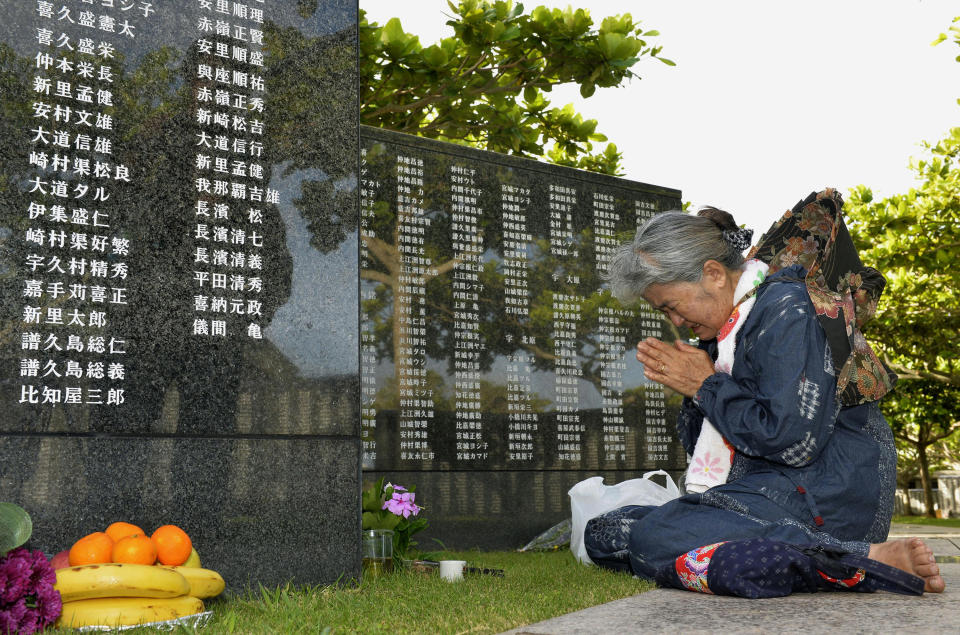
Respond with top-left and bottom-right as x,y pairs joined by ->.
53,550 -> 651,634
892,515 -> 960,528
199,550 -> 652,634
51,517 -> 959,633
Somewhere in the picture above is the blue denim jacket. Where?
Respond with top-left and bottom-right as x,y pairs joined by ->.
677,266 -> 896,543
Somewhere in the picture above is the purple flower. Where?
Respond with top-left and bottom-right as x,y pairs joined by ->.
35,579 -> 62,624
382,491 -> 421,519
0,553 -> 30,604
384,482 -> 407,493
0,547 -> 62,634
0,600 -> 25,634
15,601 -> 39,635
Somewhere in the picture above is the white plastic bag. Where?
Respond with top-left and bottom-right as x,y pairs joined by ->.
568,470 -> 681,565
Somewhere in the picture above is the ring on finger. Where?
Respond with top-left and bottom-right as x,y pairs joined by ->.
659,362 -> 666,373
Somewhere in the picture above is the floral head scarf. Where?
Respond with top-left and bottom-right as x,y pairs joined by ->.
748,189 -> 896,405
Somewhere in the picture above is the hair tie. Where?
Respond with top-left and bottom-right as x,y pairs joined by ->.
722,227 -> 754,252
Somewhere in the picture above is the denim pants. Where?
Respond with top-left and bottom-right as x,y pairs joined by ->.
584,491 -> 871,581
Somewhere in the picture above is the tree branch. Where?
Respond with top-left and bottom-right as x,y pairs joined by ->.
930,421 -> 960,444
457,51 -> 489,81
521,342 -> 557,363
365,71 -> 555,120
883,356 -> 960,386
365,92 -> 454,119
426,253 -> 468,281
360,269 -> 393,286
893,431 -> 919,445
361,234 -> 401,277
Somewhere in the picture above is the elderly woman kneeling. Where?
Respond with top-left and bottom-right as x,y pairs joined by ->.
584,208 -> 944,597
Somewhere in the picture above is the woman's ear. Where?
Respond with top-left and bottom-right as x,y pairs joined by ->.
701,259 -> 728,288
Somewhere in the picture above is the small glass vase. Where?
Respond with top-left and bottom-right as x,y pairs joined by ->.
361,529 -> 394,578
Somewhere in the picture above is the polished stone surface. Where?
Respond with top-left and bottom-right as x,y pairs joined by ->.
1,0 -> 359,437
359,127 -> 683,550
3,435 -> 360,589
1,0 -> 359,586
360,126 -> 685,473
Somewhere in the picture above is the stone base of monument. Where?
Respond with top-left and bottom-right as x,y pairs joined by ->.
2,436 -> 360,589
366,469 -> 683,552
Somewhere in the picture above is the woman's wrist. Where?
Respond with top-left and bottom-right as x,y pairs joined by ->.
692,372 -> 722,409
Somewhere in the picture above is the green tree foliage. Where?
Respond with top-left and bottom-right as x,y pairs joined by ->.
845,17 -> 960,515
360,1 -> 673,175
878,382 -> 960,515
846,130 -> 960,389
932,15 -> 960,70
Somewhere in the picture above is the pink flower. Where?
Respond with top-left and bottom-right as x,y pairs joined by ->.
383,491 -> 421,518
693,452 -> 722,481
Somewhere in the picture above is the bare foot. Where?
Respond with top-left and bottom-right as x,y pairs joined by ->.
868,537 -> 945,593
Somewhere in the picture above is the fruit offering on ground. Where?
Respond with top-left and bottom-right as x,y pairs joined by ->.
151,525 -> 193,566
68,531 -> 114,566
182,547 -> 201,568
159,566 -> 225,599
50,549 -> 71,570
113,534 -> 158,565
55,562 -> 190,602
56,595 -> 204,629
105,521 -> 146,543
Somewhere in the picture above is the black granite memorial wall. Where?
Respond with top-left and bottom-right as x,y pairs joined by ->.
359,126 -> 686,549
0,0 -> 359,587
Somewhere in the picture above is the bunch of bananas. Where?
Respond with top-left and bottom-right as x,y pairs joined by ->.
54,562 -> 225,628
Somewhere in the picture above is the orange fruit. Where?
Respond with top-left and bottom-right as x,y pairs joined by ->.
68,532 -> 114,566
112,534 -> 158,565
105,521 -> 145,543
151,525 -> 192,566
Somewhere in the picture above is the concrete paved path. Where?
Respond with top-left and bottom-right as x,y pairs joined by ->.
502,525 -> 960,635
888,522 -> 960,562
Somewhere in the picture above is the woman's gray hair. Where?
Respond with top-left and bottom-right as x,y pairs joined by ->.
605,211 -> 746,304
